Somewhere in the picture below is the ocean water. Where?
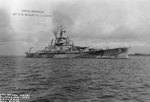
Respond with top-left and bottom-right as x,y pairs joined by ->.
0,56 -> 150,102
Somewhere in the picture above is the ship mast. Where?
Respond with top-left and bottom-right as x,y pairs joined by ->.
59,26 -> 66,38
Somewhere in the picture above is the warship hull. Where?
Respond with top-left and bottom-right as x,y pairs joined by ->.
25,47 -> 129,59
25,26 -> 129,59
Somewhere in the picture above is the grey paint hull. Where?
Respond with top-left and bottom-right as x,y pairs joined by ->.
25,47 -> 129,59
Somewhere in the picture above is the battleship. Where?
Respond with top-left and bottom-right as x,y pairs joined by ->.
25,26 -> 129,59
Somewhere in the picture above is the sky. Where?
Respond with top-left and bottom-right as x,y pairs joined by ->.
0,0 -> 150,55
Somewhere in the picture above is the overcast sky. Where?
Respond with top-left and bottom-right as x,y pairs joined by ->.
0,0 -> 150,55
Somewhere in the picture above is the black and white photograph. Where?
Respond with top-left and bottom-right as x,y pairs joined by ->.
0,0 -> 150,101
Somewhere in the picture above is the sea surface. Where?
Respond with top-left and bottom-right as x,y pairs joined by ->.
0,56 -> 150,102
